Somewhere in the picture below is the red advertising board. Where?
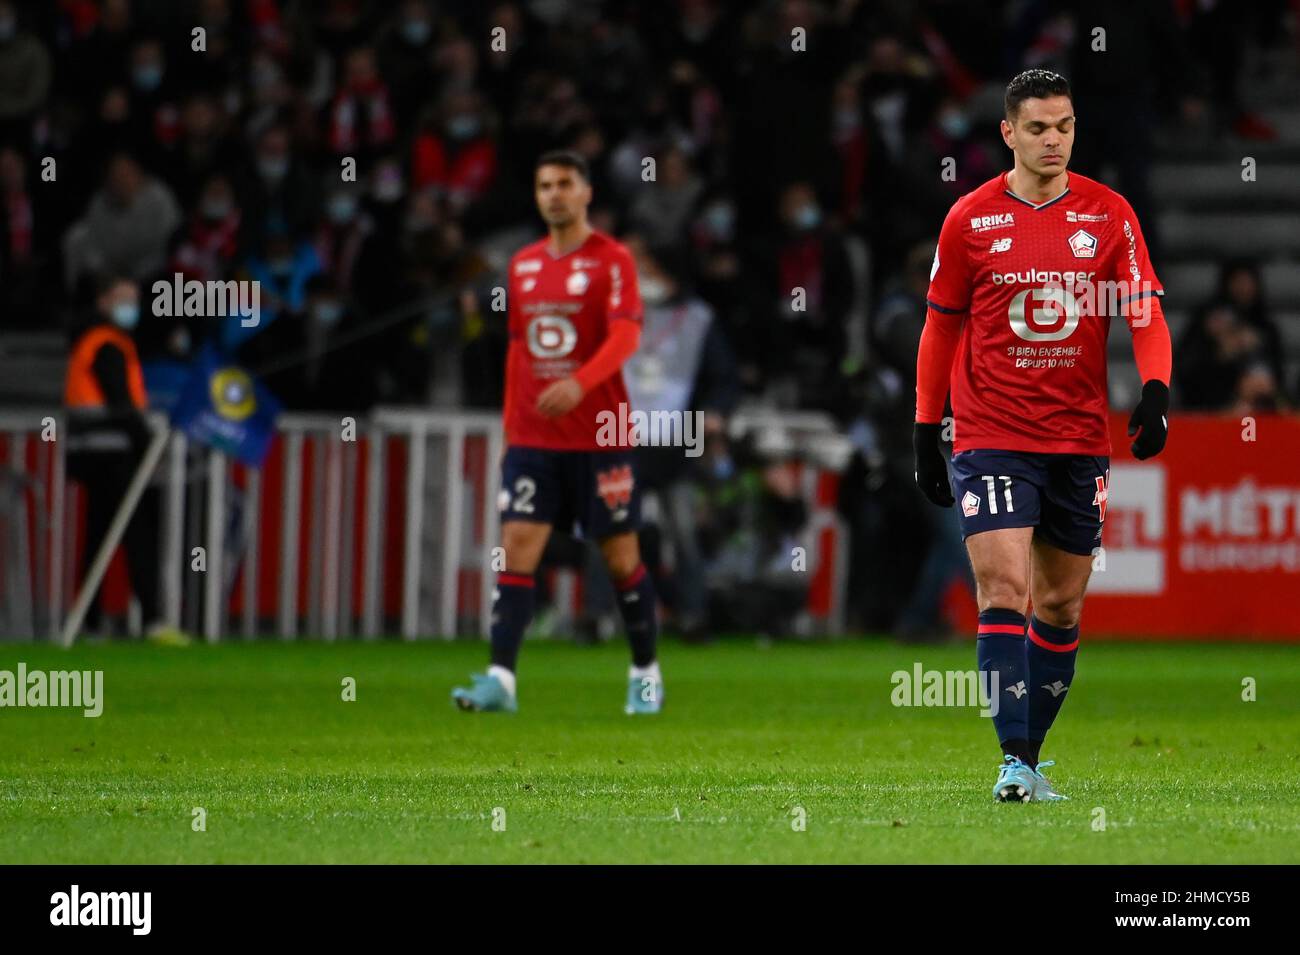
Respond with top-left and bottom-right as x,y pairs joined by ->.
1081,412 -> 1300,640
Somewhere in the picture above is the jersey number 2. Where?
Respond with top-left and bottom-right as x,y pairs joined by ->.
510,477 -> 536,514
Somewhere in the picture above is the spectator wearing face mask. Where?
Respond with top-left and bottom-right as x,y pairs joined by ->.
314,182 -> 371,297
380,0 -> 440,128
163,173 -> 242,358
284,276 -> 366,411
350,156 -> 409,320
236,125 -> 318,256
746,180 -> 853,409
328,45 -> 396,161
170,174 -> 242,284
410,90 -> 498,215
64,274 -> 187,645
612,237 -> 739,636
123,37 -> 179,173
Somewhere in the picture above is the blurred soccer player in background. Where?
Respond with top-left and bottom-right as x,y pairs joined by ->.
452,151 -> 662,714
912,70 -> 1173,802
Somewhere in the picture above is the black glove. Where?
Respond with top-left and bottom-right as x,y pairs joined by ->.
913,421 -> 954,507
1128,380 -> 1169,460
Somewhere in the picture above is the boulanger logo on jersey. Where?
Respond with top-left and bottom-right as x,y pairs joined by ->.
1008,286 -> 1081,342
526,314 -> 578,358
991,269 -> 1095,286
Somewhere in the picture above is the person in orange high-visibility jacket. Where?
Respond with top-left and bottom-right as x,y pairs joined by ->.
64,274 -> 176,641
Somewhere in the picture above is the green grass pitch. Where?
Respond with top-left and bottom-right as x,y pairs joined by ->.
1,638 -> 1298,863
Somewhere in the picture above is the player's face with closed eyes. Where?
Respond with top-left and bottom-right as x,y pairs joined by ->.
1002,95 -> 1075,178
535,164 -> 592,227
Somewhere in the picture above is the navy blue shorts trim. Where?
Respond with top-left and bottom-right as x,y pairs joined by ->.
949,449 -> 1109,556
499,445 -> 641,539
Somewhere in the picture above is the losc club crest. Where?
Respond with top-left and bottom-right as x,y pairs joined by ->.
1068,229 -> 1098,258
210,367 -> 257,422
596,464 -> 634,511
566,270 -> 590,295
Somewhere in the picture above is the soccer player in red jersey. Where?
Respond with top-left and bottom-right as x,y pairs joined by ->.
912,70 -> 1172,801
453,151 -> 663,715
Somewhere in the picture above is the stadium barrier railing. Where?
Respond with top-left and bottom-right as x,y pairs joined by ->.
0,408 -> 851,642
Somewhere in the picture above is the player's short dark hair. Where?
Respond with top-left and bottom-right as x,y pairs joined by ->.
534,150 -> 590,182
1004,69 -> 1072,120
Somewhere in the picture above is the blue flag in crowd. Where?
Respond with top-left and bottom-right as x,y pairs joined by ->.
169,345 -> 280,467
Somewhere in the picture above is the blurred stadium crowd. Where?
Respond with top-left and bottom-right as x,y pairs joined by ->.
0,0 -> 1296,637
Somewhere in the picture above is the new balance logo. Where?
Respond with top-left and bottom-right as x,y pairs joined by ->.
1042,680 -> 1070,698
1006,681 -> 1027,699
989,237 -> 1013,253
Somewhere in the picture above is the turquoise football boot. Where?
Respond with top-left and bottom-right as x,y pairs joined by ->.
993,755 -> 1036,803
1031,760 -> 1069,802
452,672 -> 517,713
625,673 -> 663,715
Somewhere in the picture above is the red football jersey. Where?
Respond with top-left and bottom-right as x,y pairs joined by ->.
504,230 -> 642,450
927,171 -> 1164,455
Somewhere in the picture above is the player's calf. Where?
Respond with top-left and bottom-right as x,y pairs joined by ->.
1026,615 -> 1079,765
977,608 -> 1034,768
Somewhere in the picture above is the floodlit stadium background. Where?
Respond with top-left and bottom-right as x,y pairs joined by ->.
0,0 -> 1297,645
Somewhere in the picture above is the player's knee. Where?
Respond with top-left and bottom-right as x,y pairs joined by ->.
499,524 -> 546,573
976,575 -> 1029,615
605,552 -> 641,582
1033,590 -> 1084,629
600,537 -> 641,581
